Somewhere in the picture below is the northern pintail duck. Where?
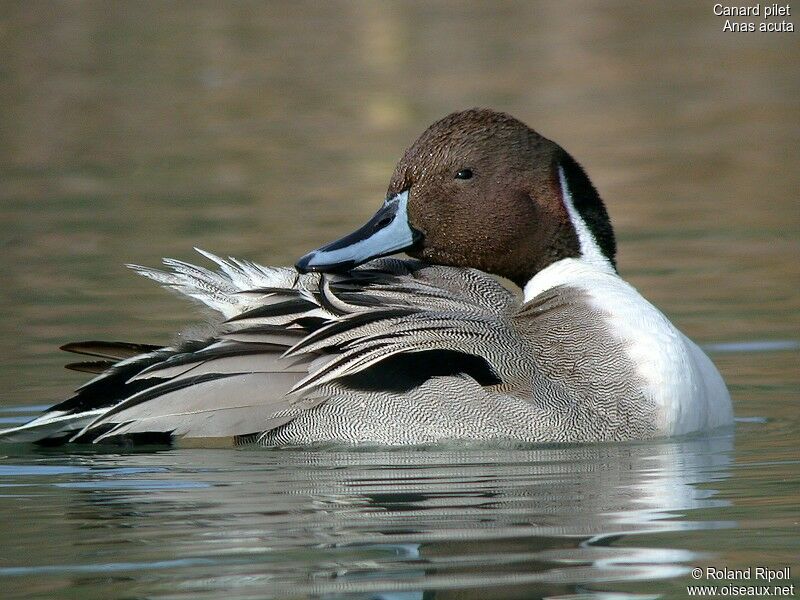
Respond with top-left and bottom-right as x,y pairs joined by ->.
1,109 -> 733,446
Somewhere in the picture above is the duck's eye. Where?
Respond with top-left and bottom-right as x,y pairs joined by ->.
455,168 -> 473,180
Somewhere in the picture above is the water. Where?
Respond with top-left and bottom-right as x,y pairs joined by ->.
0,429 -> 796,599
1,2 -> 798,598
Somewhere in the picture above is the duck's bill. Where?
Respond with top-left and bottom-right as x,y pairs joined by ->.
295,191 -> 421,273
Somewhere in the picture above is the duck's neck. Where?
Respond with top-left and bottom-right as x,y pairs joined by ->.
522,162 -> 617,302
556,164 -> 614,272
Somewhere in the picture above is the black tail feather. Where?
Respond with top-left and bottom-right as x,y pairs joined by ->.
65,360 -> 117,374
60,341 -> 162,361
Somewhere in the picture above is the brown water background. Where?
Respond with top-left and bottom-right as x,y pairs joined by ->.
0,2 -> 798,599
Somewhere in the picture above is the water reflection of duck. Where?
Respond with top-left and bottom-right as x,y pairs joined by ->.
22,434 -> 733,599
1,109 -> 732,446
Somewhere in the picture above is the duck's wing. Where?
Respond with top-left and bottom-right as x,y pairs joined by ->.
0,250 -> 335,445
0,251 -> 521,445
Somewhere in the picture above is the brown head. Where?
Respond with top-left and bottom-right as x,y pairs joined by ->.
296,109 -> 616,288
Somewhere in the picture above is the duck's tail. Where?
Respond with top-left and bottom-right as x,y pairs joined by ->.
0,341 -> 170,444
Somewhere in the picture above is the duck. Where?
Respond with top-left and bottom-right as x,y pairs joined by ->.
0,108 -> 733,446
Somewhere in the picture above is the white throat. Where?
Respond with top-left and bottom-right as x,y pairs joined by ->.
523,165 -> 615,302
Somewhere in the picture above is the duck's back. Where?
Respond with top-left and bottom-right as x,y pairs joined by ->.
259,283 -> 656,446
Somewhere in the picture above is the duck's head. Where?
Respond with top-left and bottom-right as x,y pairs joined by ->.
296,108 -> 616,288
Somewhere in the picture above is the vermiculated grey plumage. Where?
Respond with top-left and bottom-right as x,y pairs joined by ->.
0,250 -> 654,445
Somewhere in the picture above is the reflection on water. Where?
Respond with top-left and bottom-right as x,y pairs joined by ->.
0,431 -> 739,599
0,1 -> 798,598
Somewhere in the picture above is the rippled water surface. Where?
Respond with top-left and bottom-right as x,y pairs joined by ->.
1,2 -> 798,599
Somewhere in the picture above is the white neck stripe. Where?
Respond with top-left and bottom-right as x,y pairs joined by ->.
522,166 -> 615,302
557,165 -> 612,271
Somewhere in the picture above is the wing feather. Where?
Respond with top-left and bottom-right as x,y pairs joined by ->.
1,251 -> 523,445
